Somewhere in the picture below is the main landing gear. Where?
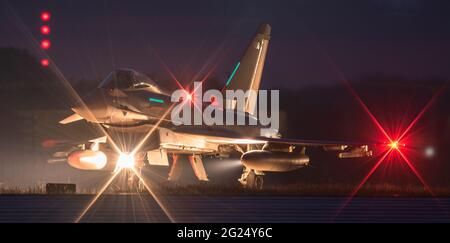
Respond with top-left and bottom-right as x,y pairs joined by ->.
239,168 -> 264,190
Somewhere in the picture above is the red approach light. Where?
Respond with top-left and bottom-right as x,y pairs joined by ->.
41,40 -> 51,50
41,25 -> 50,35
41,59 -> 49,67
41,12 -> 51,21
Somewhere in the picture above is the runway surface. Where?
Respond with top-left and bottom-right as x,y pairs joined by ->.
0,195 -> 449,223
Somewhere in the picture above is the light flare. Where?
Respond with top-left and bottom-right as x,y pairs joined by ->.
389,141 -> 399,150
322,51 -> 393,143
6,4 -> 173,223
322,52 -> 445,221
397,149 -> 435,197
148,46 -> 184,90
114,153 -> 136,172
76,164 -> 175,223
333,149 -> 392,220
130,103 -> 175,156
75,169 -> 121,223
131,167 -> 175,222
397,85 -> 446,142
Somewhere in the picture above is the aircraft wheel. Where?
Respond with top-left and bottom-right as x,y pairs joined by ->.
254,175 -> 264,190
246,170 -> 264,190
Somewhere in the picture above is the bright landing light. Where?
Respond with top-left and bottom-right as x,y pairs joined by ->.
114,153 -> 135,172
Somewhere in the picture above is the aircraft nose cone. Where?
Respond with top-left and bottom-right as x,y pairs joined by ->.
72,89 -> 110,123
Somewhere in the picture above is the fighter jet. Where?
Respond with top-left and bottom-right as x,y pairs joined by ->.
48,24 -> 372,189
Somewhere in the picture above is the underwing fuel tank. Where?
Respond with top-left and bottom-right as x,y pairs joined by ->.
67,150 -> 108,170
241,150 -> 309,172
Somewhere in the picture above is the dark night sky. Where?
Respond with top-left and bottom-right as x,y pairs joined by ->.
2,0 -> 450,88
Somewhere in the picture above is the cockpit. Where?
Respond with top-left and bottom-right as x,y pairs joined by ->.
98,69 -> 168,95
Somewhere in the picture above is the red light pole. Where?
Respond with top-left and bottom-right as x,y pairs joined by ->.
40,11 -> 51,67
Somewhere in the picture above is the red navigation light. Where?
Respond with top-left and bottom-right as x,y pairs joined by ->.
41,59 -> 49,67
41,12 -> 51,21
41,40 -> 51,50
389,141 -> 399,150
41,25 -> 50,35
388,140 -> 406,151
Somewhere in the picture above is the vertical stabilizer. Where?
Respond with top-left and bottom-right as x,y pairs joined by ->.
225,24 -> 271,115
